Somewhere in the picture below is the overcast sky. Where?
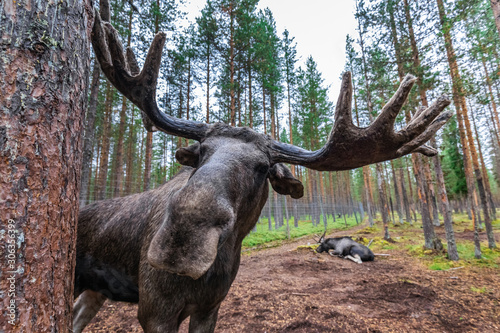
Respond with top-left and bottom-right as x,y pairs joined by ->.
182,0 -> 358,105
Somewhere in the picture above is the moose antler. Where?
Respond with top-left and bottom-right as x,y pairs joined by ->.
91,2 -> 451,171
318,231 -> 326,243
91,6 -> 209,140
270,72 -> 452,171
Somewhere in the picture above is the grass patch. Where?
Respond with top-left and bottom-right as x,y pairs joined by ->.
242,214 -> 362,249
492,219 -> 500,230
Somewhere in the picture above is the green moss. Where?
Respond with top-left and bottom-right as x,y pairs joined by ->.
354,226 -> 380,234
296,244 -> 318,251
407,240 -> 500,270
470,286 -> 490,294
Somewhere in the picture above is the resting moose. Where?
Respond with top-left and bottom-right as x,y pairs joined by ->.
73,2 -> 452,332
316,234 -> 375,264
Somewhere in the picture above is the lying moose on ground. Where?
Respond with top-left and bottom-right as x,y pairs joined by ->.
73,1 -> 451,332
316,234 -> 375,264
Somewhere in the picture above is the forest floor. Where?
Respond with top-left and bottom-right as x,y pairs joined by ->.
84,217 -> 500,333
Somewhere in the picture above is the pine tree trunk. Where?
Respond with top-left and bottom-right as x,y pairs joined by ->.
399,166 -> 412,224
206,45 -> 211,123
350,67 -> 372,226
270,93 -> 276,139
436,0 -> 484,256
110,8 -> 133,198
93,139 -> 101,202
80,60 -> 101,207
229,7 -> 236,126
432,138 -> 459,260
96,82 -> 114,201
136,127 -> 145,193
268,188 -> 273,231
273,192 -> 280,229
143,132 -> 153,191
376,164 -> 391,239
124,107 -> 136,196
405,0 -> 450,249
391,161 -> 404,224
262,88 -> 267,135
472,106 -> 496,220
319,172 -> 327,226
414,155 -> 443,250
481,56 -> 500,149
111,95 -> 127,197
0,0 -> 91,330
363,166 -> 375,226
490,0 -> 500,39
424,161 -> 441,226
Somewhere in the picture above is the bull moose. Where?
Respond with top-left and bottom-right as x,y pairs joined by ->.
73,2 -> 452,332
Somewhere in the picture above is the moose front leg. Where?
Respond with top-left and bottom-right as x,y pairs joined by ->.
188,306 -> 221,333
73,290 -> 107,333
328,249 -> 342,257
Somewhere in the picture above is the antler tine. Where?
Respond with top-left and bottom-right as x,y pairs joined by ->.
371,74 -> 417,132
397,111 -> 452,157
92,15 -> 133,97
401,95 -> 451,141
129,41 -> 156,132
413,106 -> 427,120
413,145 -> 437,156
104,23 -> 130,79
91,10 -> 112,71
100,0 -> 111,22
126,47 -> 140,76
333,72 -> 354,130
139,32 -> 166,99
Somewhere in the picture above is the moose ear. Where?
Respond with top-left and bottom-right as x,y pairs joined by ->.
268,163 -> 304,199
175,142 -> 200,167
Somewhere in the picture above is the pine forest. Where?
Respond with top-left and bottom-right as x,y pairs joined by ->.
80,0 -> 500,260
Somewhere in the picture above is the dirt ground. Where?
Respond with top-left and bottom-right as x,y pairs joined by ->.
85,227 -> 500,333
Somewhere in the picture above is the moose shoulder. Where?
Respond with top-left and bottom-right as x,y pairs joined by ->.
74,1 -> 452,332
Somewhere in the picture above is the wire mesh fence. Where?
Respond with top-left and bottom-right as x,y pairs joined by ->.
81,183 -> 366,233
257,193 -> 365,231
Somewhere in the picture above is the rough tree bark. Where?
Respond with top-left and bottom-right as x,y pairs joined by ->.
490,0 -> 500,39
0,0 -> 92,330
